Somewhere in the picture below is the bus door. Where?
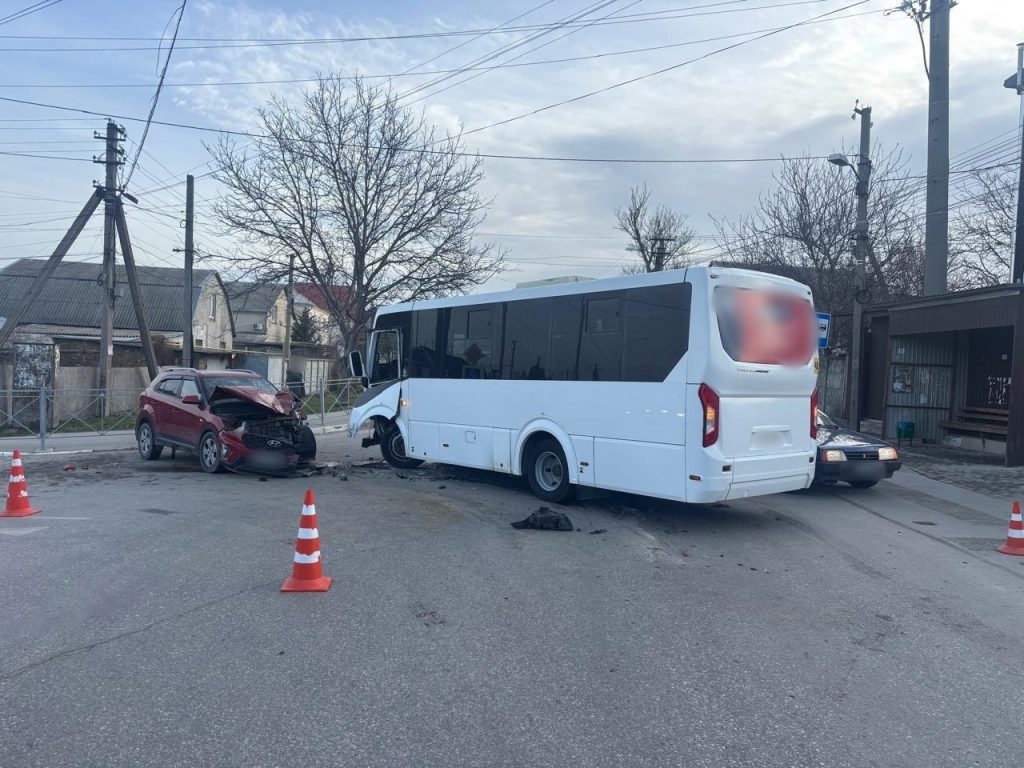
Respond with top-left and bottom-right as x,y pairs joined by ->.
348,329 -> 402,436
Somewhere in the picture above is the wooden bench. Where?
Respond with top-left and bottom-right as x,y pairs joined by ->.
941,406 -> 1009,437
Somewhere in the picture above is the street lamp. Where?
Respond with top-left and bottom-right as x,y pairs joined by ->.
827,105 -> 872,431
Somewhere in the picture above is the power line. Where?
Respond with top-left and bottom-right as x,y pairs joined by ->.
0,10 -> 883,92
0,0 -> 857,51
123,0 -> 187,190
460,0 -> 877,138
0,96 -> 841,166
0,0 -> 64,28
0,149 -> 94,161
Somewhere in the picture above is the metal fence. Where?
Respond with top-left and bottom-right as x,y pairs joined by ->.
295,378 -> 362,425
1,377 -> 363,450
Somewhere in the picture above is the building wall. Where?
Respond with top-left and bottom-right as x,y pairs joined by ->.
266,292 -> 288,343
884,333 -> 955,441
234,309 -> 267,338
192,279 -> 234,350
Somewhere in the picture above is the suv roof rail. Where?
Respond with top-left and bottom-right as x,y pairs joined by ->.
162,366 -> 199,373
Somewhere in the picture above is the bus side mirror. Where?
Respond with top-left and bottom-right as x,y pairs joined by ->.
348,350 -> 364,379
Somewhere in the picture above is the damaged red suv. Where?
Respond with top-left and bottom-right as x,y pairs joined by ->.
136,368 -> 316,474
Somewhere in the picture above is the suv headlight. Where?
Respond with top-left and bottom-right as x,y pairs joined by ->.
822,449 -> 846,463
878,447 -> 898,461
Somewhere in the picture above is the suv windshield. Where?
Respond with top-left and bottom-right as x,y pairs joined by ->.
201,375 -> 279,398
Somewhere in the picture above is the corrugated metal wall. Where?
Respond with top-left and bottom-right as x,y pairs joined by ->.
885,333 -> 954,441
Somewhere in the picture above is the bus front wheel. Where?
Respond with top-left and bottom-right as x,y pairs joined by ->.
526,438 -> 576,504
380,423 -> 424,469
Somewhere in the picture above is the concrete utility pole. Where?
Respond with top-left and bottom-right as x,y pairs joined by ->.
850,105 -> 872,431
183,174 -> 195,367
95,120 -> 124,415
1005,43 -> 1024,283
923,0 -> 951,294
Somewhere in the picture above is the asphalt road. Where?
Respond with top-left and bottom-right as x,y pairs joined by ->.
1,433 -> 1022,768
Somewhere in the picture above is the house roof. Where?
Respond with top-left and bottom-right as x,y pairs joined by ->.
225,281 -> 283,314
0,258 -> 226,334
294,283 -> 349,313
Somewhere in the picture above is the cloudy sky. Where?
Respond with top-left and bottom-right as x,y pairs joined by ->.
0,0 -> 1019,290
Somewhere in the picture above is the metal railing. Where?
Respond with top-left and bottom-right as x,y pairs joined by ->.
1,378 -> 364,450
1,386 -> 144,450
294,378 -> 362,426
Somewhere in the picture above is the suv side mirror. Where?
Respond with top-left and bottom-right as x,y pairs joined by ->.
348,350 -> 364,379
181,394 -> 201,405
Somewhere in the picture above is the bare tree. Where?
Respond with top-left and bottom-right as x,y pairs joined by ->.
712,144 -> 925,348
948,164 -> 1016,289
208,76 -> 504,355
615,183 -> 697,273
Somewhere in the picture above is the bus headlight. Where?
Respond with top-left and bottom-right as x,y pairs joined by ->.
822,449 -> 846,463
878,447 -> 898,461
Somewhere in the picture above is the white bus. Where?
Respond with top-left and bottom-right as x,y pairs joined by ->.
348,267 -> 819,504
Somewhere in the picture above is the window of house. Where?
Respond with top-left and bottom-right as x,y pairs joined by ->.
208,294 -> 217,320
271,306 -> 278,323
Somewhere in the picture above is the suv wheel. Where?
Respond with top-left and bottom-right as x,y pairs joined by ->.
198,431 -> 223,474
137,421 -> 163,461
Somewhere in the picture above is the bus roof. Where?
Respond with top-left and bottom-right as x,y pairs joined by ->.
376,266 -> 810,317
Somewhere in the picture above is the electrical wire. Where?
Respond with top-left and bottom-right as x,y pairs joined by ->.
122,0 -> 187,190
0,0 -> 64,28
0,9 -> 883,92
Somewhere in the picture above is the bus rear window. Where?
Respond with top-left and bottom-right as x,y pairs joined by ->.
714,286 -> 813,366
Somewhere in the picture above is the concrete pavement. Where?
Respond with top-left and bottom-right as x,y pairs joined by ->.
1,433 -> 1022,767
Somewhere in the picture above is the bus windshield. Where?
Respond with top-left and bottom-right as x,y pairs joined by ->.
714,286 -> 813,366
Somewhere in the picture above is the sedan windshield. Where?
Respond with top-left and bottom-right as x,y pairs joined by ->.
201,375 -> 279,398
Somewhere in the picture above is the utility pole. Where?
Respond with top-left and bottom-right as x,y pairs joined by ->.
648,236 -> 675,272
1005,43 -> 1024,283
923,0 -> 951,294
95,120 -> 124,415
283,252 -> 294,382
850,105 -> 872,431
183,174 -> 195,367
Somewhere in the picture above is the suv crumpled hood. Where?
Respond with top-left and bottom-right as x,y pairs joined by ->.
208,385 -> 294,418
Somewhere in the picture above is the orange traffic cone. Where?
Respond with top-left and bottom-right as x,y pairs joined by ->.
996,500 -> 1024,556
3,450 -> 40,518
281,489 -> 332,592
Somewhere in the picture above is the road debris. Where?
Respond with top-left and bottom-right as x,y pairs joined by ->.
511,507 -> 573,531
589,528 -> 607,535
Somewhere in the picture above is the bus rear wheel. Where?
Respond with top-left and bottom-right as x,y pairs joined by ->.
526,438 -> 576,504
380,423 -> 424,469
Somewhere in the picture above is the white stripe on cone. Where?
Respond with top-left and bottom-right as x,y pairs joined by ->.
1007,529 -> 1024,539
301,504 -> 316,516
10,476 -> 24,484
296,528 -> 320,539
11,458 -> 21,467
293,551 -> 321,564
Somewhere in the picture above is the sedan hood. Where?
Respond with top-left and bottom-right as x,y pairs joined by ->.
816,425 -> 890,450
208,386 -> 295,418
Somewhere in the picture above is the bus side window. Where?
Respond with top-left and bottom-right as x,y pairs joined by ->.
579,295 -> 623,381
502,298 -> 553,380
549,295 -> 583,381
446,304 -> 499,378
411,309 -> 441,378
622,284 -> 691,381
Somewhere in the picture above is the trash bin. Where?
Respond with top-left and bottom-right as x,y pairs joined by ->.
896,420 -> 914,446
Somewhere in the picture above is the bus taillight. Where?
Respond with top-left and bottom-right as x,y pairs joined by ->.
699,383 -> 719,447
810,388 -> 819,439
